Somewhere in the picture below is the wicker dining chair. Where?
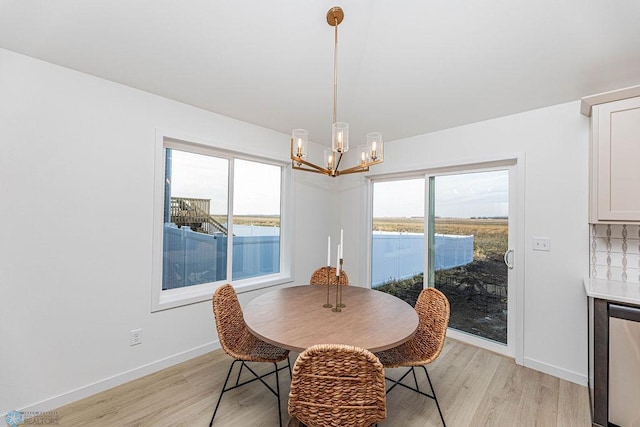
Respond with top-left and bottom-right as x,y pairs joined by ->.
374,288 -> 450,426
309,266 -> 349,286
210,284 -> 291,427
288,344 -> 386,427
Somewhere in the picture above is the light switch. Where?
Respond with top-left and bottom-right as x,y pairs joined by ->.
533,237 -> 550,251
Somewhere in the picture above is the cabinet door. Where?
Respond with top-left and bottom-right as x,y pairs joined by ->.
594,96 -> 640,221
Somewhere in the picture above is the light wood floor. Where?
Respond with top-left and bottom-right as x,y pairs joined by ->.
55,339 -> 591,426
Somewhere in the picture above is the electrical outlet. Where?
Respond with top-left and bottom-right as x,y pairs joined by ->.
532,237 -> 550,251
130,328 -> 142,346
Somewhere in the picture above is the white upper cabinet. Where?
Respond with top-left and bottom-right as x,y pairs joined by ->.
588,95 -> 640,222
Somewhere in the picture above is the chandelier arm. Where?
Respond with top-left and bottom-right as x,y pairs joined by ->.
292,163 -> 333,176
291,156 -> 331,175
334,151 -> 344,171
364,158 -> 384,168
336,165 -> 370,175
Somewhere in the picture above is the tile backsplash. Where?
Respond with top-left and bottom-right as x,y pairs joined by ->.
590,224 -> 640,283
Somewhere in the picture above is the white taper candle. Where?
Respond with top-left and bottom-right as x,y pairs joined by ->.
327,236 -> 331,266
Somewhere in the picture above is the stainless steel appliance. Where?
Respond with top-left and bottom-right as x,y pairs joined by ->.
609,303 -> 640,427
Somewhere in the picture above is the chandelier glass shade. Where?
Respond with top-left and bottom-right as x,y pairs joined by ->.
290,6 -> 384,177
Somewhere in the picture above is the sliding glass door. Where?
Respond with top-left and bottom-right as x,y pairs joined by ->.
370,164 -> 516,356
428,169 -> 512,349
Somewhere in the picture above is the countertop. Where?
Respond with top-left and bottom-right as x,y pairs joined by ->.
584,277 -> 640,306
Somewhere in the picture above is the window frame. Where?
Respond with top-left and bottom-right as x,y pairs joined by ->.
151,130 -> 292,312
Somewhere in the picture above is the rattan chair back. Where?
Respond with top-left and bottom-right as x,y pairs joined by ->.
413,287 -> 450,364
213,283 -> 287,362
309,266 -> 349,286
391,287 -> 450,367
288,344 -> 386,427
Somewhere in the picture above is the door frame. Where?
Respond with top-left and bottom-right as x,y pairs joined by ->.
364,154 -> 525,364
426,163 -> 517,358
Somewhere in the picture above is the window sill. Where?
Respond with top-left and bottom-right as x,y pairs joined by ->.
151,273 -> 294,312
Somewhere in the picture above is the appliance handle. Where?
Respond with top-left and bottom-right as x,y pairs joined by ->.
503,249 -> 514,269
610,303 -> 640,322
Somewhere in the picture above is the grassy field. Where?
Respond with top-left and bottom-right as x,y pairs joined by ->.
373,217 -> 424,233
209,215 -> 281,228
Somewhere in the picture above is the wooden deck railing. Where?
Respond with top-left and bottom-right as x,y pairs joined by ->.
170,197 -> 228,235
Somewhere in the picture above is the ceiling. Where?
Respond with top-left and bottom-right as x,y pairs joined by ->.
1,1 -> 639,145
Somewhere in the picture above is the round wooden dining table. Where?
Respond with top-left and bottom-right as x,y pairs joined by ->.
243,285 -> 419,353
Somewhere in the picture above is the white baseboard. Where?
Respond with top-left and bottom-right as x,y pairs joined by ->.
7,341 -> 221,418
523,356 -> 587,386
446,330 -> 514,358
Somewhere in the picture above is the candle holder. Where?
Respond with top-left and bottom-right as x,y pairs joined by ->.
337,258 -> 345,308
332,266 -> 342,312
323,265 -> 333,308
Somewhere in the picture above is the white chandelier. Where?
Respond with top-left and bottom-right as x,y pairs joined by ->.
291,6 -> 384,177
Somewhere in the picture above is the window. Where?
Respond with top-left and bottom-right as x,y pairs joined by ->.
162,149 -> 229,289
232,159 -> 281,280
371,178 -> 425,307
152,134 -> 291,311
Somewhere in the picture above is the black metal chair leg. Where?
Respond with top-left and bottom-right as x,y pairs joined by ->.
385,366 -> 414,394
384,365 -> 446,427
411,366 -> 420,392
211,358 -> 289,426
275,362 -> 283,427
422,366 -> 446,427
235,361 -> 245,385
210,360 -> 239,427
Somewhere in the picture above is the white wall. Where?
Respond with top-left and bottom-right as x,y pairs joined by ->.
339,101 -> 590,384
0,48 -> 330,415
0,46 -> 590,417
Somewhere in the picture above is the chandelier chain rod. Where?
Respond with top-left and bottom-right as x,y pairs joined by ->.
333,15 -> 338,125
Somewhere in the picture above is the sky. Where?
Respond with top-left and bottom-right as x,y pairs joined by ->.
169,148 -> 508,218
169,149 -> 281,216
373,170 -> 509,218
